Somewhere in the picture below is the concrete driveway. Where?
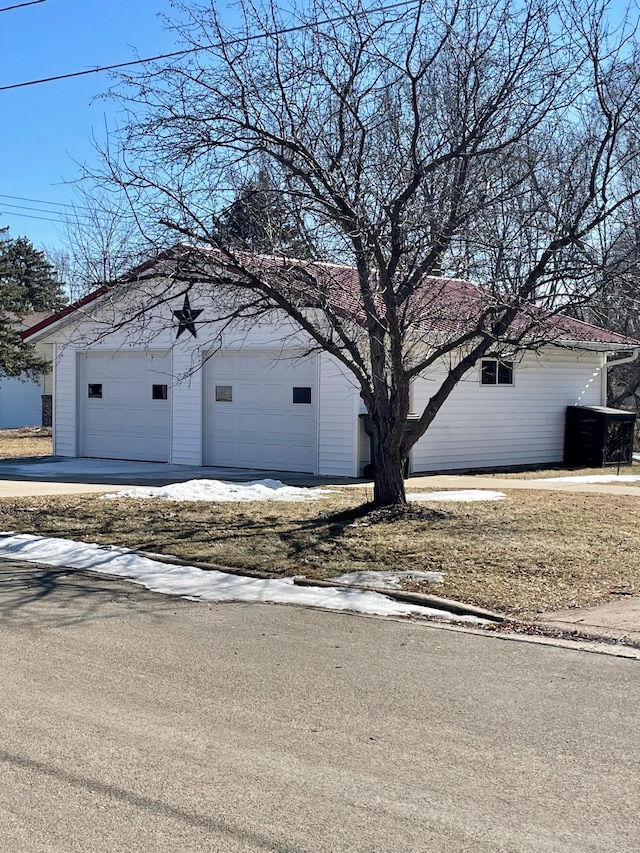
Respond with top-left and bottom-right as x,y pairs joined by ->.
2,455 -> 640,496
1,561 -> 639,853
0,455 -> 360,495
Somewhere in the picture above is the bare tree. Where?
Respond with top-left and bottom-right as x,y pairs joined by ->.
49,185 -> 148,301
89,0 -> 640,505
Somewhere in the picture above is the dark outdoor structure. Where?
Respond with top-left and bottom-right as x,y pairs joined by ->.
564,405 -> 636,467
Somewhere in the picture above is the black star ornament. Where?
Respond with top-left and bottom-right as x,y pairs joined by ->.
173,294 -> 203,339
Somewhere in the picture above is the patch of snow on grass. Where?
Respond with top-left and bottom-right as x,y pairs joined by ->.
408,489 -> 506,502
539,474 -> 640,484
333,570 -> 444,588
0,533 -> 485,623
101,478 -> 338,502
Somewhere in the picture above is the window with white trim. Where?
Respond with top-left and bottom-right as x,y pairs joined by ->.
480,359 -> 513,385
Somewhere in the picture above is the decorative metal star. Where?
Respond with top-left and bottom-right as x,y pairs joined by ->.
173,294 -> 203,339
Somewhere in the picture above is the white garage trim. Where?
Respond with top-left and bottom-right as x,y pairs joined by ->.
77,351 -> 172,462
203,349 -> 319,473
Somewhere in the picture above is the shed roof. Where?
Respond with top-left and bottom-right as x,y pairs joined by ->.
21,246 -> 640,350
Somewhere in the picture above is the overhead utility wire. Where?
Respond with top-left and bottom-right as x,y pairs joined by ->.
0,0 -> 417,92
0,0 -> 47,12
0,200 -> 94,218
0,210 -> 72,224
0,205 -> 132,225
0,192 -> 80,208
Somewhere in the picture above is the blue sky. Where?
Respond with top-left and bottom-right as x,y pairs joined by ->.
0,0 -> 194,250
0,0 -> 636,257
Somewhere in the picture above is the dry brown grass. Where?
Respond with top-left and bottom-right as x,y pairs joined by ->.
0,427 -> 52,459
1,487 -> 640,616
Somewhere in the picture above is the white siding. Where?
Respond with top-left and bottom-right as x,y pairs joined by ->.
170,345 -> 203,465
411,348 -> 606,472
317,354 -> 359,477
52,343 -> 77,457
0,376 -> 42,428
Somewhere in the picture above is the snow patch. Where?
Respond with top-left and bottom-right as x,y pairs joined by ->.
101,478 -> 338,502
408,489 -> 506,502
0,533 -> 483,623
333,570 -> 444,588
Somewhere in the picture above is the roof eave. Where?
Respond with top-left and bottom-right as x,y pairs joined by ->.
554,339 -> 640,352
21,285 -> 111,343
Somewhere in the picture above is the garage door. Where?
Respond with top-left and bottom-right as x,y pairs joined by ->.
204,350 -> 317,472
78,351 -> 171,462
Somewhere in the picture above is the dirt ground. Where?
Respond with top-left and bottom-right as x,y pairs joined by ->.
0,427 -> 52,458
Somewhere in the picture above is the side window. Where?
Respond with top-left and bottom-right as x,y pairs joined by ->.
497,361 -> 513,385
292,386 -> 312,404
481,361 -> 496,385
88,383 -> 103,399
480,360 -> 513,385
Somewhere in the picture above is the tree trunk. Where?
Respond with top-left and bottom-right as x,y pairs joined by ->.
372,430 -> 408,506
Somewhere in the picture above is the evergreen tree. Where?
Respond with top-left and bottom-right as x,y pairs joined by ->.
0,237 -> 66,379
217,172 -> 311,258
0,237 -> 67,314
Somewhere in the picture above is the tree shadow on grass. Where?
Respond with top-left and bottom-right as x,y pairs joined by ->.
0,497 -> 457,587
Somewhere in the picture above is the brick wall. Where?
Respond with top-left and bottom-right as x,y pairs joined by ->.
41,394 -> 52,428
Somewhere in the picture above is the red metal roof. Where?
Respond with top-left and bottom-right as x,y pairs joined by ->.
21,247 -> 640,348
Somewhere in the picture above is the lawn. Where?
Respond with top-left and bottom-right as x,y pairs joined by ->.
0,427 -> 52,458
1,487 -> 639,616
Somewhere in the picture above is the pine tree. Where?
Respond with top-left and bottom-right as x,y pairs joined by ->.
0,237 -> 67,314
0,237 -> 66,379
217,172 -> 311,258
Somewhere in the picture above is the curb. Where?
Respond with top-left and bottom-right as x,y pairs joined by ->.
138,549 -> 504,622
138,550 -> 275,579
528,619 -> 640,650
291,576 -> 505,622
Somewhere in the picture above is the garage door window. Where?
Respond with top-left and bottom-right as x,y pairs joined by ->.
88,383 -> 103,399
152,384 -> 168,400
215,385 -> 233,402
292,386 -> 312,404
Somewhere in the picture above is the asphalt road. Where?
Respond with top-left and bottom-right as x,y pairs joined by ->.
1,561 -> 639,852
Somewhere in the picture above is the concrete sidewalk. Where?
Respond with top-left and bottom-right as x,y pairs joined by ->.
401,473 -> 640,497
538,598 -> 640,646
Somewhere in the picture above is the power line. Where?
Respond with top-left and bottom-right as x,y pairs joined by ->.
0,210 -> 70,224
0,201 -> 90,218
0,0 -> 47,11
0,1 -> 416,93
0,192 -> 79,208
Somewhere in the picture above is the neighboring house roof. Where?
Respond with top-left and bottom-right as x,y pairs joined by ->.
20,245 -> 640,350
4,310 -> 57,330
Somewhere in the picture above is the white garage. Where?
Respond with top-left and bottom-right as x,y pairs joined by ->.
203,350 -> 318,472
77,351 -> 172,462
23,257 -> 635,479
